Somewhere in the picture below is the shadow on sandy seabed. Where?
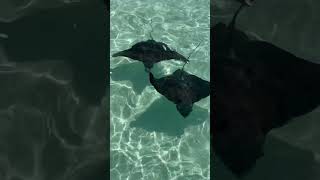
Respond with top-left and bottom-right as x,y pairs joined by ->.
131,97 -> 209,136
111,62 -> 149,94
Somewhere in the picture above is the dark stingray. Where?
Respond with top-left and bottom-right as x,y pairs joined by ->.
112,39 -> 189,70
212,4 -> 320,178
149,69 -> 210,117
0,0 -> 108,105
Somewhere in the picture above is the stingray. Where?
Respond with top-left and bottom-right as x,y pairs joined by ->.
0,0 -> 108,105
112,39 -> 189,70
149,69 -> 210,117
212,2 -> 320,177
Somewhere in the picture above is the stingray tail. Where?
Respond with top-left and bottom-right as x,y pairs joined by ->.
178,41 -> 202,70
135,15 -> 155,40
181,62 -> 187,71
230,2 -> 246,29
186,41 -> 202,62
148,18 -> 154,40
227,3 -> 245,52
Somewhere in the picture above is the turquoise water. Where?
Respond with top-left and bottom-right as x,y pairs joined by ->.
110,0 -> 210,179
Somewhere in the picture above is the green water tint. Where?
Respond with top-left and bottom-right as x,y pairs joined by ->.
110,0 -> 210,179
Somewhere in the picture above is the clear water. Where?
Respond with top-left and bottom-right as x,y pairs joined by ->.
110,0 -> 210,179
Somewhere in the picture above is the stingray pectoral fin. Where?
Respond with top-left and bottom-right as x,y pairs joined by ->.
112,49 -> 130,57
186,75 -> 210,102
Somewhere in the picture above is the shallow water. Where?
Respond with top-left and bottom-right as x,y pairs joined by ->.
110,0 -> 210,179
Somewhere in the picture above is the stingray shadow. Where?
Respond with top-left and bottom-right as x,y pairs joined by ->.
111,62 -> 149,94
130,97 -> 209,136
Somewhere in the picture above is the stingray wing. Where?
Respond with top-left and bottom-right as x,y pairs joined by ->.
239,40 -> 320,121
131,41 -> 154,52
213,76 -> 280,177
220,21 -> 320,122
146,40 -> 171,51
130,40 -> 169,53
213,86 -> 279,176
212,55 -> 285,176
184,73 -> 210,103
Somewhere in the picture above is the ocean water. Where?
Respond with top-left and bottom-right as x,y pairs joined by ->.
110,0 -> 210,179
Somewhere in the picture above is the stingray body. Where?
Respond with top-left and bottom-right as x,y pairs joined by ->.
112,39 -> 189,69
149,69 -> 210,117
0,0 -> 108,105
212,8 -> 320,177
